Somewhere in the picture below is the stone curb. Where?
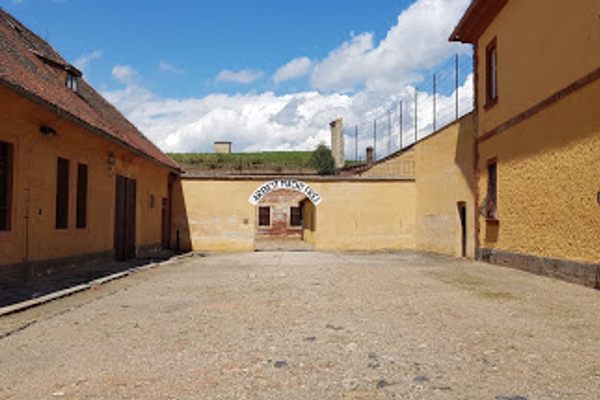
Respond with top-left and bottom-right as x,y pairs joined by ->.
0,252 -> 194,318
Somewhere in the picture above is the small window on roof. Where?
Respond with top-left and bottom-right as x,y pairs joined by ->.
66,72 -> 78,92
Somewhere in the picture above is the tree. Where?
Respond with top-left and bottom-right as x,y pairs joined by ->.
311,144 -> 336,175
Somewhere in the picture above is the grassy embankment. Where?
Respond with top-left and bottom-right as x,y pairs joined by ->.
169,152 -> 364,174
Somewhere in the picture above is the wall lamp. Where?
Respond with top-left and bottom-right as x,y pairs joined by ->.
39,125 -> 57,136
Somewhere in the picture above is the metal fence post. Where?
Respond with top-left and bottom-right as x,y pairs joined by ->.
433,73 -> 437,132
455,53 -> 459,120
373,120 -> 377,160
355,125 -> 358,162
388,111 -> 392,155
349,53 -> 473,155
399,101 -> 403,150
414,89 -> 418,143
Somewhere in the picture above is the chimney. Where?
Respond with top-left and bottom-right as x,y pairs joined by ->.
329,118 -> 345,169
214,141 -> 232,154
366,146 -> 374,166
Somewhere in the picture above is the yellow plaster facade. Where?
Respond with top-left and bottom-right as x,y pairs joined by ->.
475,0 -> 600,135
356,116 -> 476,258
478,79 -> 600,264
461,0 -> 600,284
172,178 -> 416,252
0,85 -> 172,269
360,151 -> 415,178
413,116 -> 475,258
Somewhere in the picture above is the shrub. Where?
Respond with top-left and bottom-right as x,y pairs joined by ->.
311,144 -> 336,175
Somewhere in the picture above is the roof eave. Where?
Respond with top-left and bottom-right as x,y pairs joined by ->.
0,77 -> 182,173
449,0 -> 508,44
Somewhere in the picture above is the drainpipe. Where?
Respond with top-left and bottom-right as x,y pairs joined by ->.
24,185 -> 31,280
24,145 -> 33,281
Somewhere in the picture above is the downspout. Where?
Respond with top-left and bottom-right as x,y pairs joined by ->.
472,44 -> 481,260
23,146 -> 32,281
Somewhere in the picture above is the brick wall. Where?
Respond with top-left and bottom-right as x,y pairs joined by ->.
256,189 -> 306,238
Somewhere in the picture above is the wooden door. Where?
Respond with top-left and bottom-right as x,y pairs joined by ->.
124,178 -> 137,259
161,197 -> 169,249
114,175 -> 137,261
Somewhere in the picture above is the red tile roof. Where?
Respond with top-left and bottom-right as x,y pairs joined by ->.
449,0 -> 508,44
0,8 -> 180,171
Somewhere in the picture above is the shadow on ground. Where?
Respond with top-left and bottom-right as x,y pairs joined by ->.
0,253 -> 178,308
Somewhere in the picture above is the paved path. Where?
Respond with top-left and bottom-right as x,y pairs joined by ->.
255,238 -> 314,252
0,252 -> 599,399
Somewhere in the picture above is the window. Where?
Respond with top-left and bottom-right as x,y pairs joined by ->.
55,157 -> 70,229
485,38 -> 498,107
0,141 -> 12,231
290,206 -> 302,227
258,206 -> 270,227
76,163 -> 88,229
486,160 -> 498,220
66,72 -> 78,92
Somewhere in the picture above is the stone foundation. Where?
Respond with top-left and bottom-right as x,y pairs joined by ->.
479,248 -> 600,289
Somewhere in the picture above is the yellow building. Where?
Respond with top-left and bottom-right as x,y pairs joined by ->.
451,0 -> 600,287
358,114 -> 476,259
4,1 -> 599,290
171,176 -> 416,253
0,10 -> 180,283
172,112 -> 475,257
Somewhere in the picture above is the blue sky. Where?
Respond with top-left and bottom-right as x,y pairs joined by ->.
3,0 -> 413,96
1,0 -> 473,155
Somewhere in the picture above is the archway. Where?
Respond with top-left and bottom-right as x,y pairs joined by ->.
248,179 -> 322,251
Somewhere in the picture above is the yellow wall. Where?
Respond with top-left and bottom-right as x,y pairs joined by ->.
309,181 -> 415,251
360,150 -> 415,178
414,116 -> 476,258
477,0 -> 600,135
473,0 -> 600,265
173,178 -> 416,252
477,78 -> 600,264
0,85 -> 171,267
172,179 -> 257,252
355,116 -> 476,258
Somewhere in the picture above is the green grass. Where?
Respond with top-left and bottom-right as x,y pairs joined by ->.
344,160 -> 364,168
168,151 -> 315,172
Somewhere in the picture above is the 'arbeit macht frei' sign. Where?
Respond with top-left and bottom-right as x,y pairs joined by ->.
248,180 -> 323,206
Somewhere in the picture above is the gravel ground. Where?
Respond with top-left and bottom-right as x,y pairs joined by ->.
0,251 -> 599,399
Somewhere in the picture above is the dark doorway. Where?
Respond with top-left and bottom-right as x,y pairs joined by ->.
458,202 -> 467,258
114,175 -> 137,261
161,197 -> 169,249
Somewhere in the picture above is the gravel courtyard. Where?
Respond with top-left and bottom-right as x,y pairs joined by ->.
1,251 -> 599,399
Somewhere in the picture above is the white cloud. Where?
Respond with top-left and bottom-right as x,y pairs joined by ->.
159,61 -> 184,75
103,70 -> 473,159
310,0 -> 470,93
273,57 -> 313,84
73,50 -> 102,74
111,65 -> 137,84
216,69 -> 264,84
102,0 -> 474,160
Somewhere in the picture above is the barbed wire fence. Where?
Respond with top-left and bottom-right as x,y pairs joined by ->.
346,53 -> 474,163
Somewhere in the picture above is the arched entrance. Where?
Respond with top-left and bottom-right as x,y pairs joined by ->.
248,179 -> 321,251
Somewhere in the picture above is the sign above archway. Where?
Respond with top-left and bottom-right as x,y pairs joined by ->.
248,179 -> 323,206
